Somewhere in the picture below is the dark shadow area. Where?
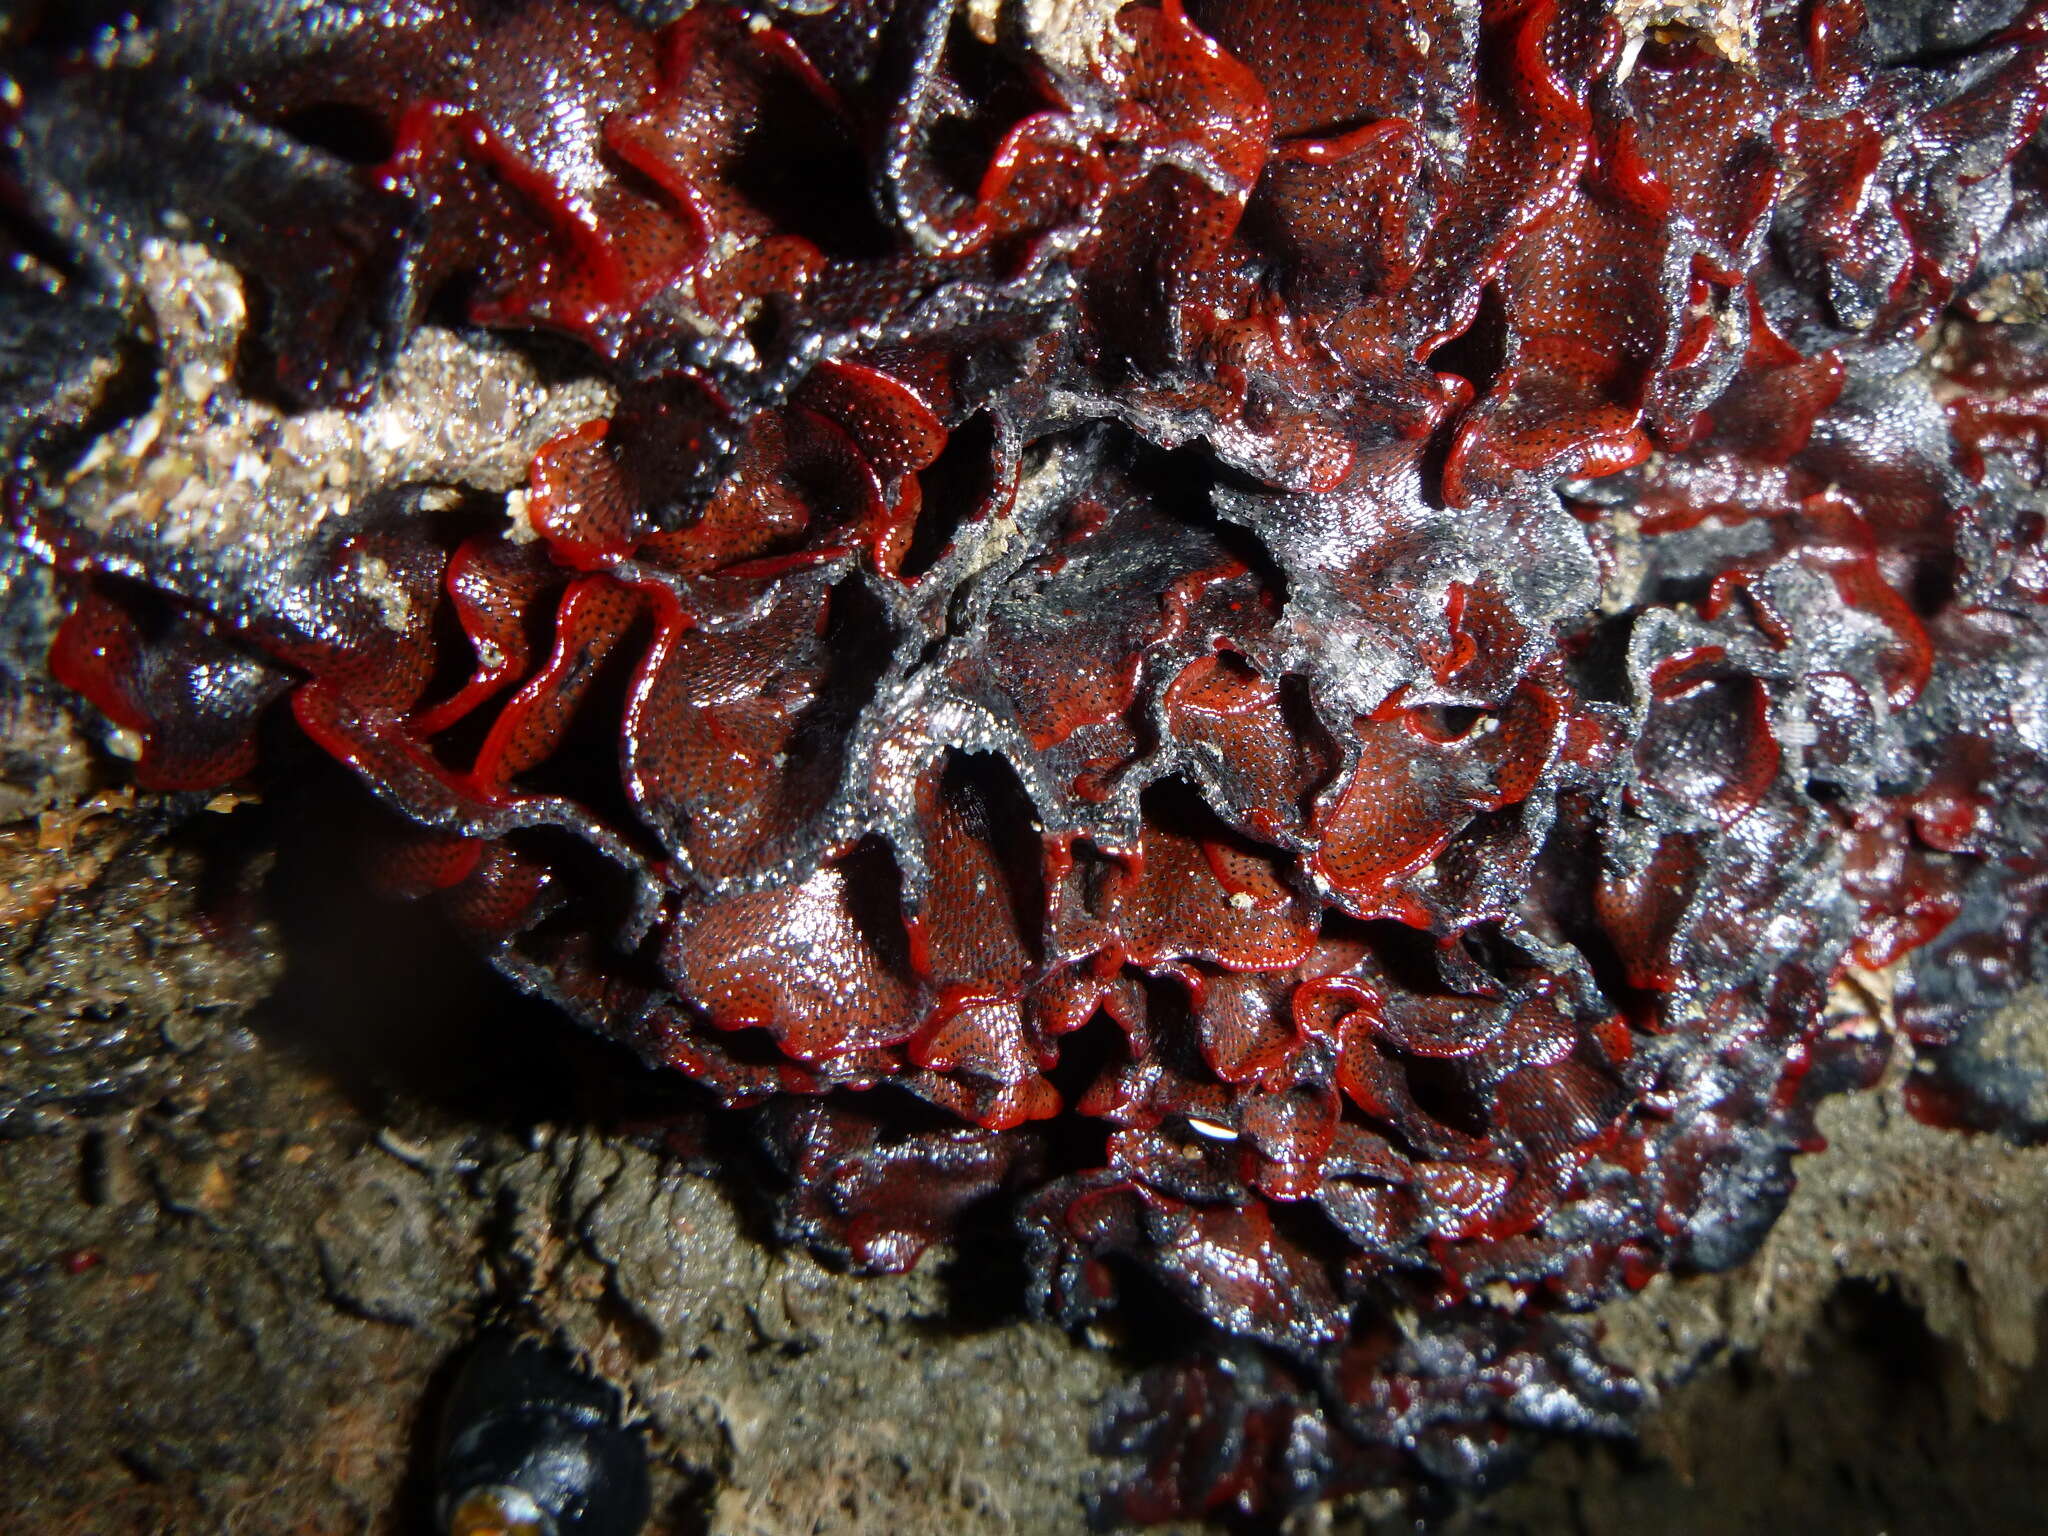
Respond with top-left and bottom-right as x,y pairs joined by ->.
1441,1286 -> 2048,1536
243,742 -> 667,1134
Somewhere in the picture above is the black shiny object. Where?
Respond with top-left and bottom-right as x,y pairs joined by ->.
436,1332 -> 650,1536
